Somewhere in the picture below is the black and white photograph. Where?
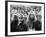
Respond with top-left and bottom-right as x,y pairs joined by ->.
6,1 -> 45,36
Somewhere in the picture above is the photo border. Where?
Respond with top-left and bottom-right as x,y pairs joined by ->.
5,1 -> 45,36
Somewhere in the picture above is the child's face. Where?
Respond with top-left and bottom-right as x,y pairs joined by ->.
29,14 -> 35,19
36,15 -> 42,21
